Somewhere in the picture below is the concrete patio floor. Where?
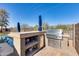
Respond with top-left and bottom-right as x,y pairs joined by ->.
34,35 -> 78,56
34,46 -> 78,56
0,42 -> 13,56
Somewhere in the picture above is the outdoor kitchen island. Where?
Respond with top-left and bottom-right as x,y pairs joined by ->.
8,31 -> 45,56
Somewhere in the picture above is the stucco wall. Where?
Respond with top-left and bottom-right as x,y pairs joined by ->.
8,31 -> 45,56
8,33 -> 21,56
75,23 -> 79,55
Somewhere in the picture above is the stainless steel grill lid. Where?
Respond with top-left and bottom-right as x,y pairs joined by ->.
46,29 -> 63,39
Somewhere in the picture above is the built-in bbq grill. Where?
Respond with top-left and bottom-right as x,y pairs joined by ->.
46,29 -> 63,48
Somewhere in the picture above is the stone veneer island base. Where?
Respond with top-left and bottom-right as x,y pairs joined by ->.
8,31 -> 45,56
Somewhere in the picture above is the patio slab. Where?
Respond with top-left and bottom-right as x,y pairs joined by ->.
0,42 -> 13,56
34,46 -> 78,56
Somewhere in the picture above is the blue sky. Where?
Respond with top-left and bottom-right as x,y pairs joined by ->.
0,3 -> 79,27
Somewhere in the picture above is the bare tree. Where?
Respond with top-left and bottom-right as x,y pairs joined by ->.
0,9 -> 9,32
